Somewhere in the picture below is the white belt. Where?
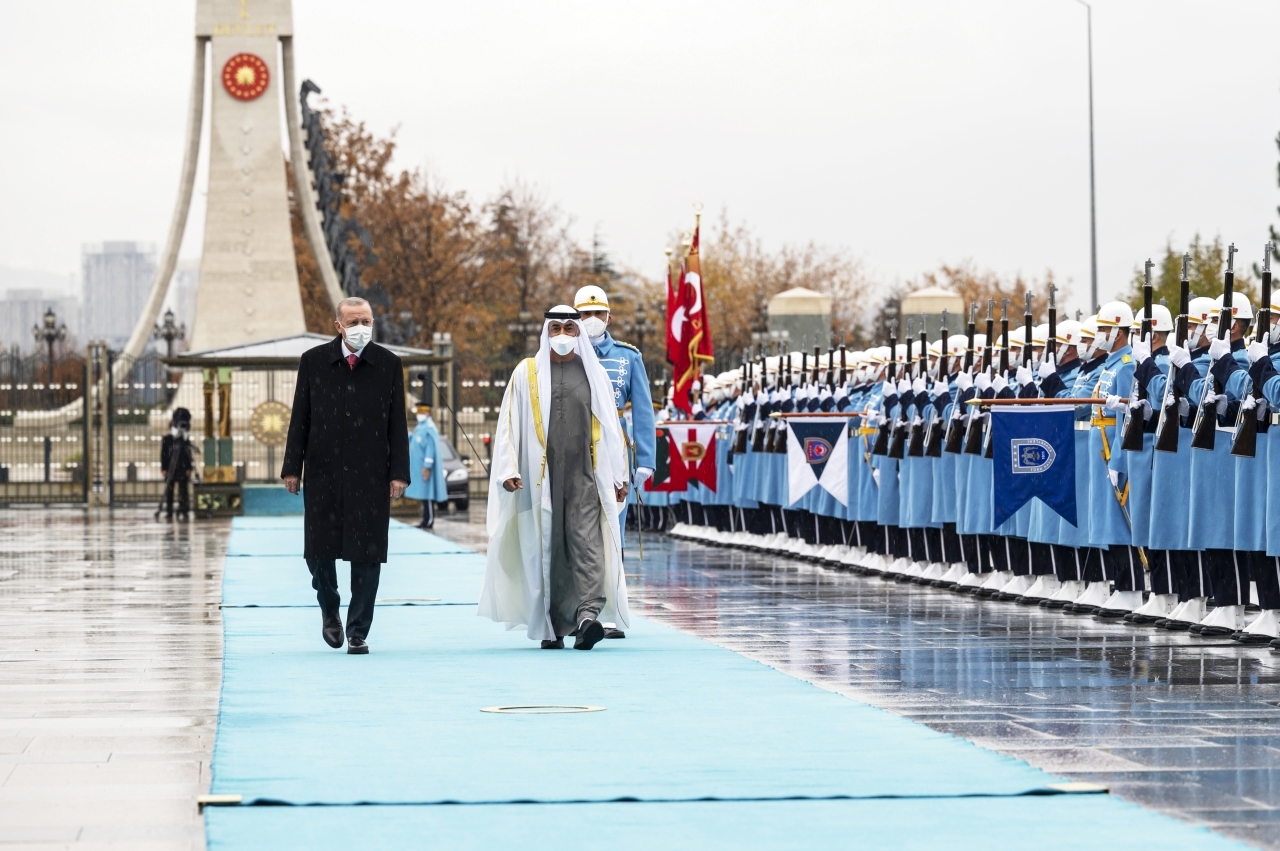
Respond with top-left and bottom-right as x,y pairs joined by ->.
1216,424 -> 1237,434
1271,413 -> 1280,426
1074,421 -> 1093,431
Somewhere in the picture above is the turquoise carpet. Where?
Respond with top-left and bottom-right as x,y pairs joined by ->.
206,518 -> 1248,849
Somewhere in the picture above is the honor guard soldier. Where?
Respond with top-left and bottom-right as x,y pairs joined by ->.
574,285 -> 656,527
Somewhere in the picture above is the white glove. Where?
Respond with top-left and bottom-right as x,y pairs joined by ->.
1038,354 -> 1056,380
1015,364 -> 1033,387
872,468 -> 881,487
1104,394 -> 1123,412
1248,340 -> 1269,364
975,371 -> 992,392
931,381 -> 946,396
1204,392 -> 1228,416
1209,337 -> 1231,363
881,380 -> 896,397
1129,397 -> 1152,420
1132,336 -> 1151,364
633,467 -> 653,489
955,371 -> 973,392
897,378 -> 911,395
912,376 -> 927,394
1168,344 -> 1190,369
991,374 -> 1008,394
1108,468 -> 1120,488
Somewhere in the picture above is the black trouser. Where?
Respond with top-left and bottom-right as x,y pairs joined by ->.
307,558 -> 382,641
1029,542 -> 1055,576
1251,553 -> 1280,609
162,476 -> 189,515
1051,545 -> 1080,581
1146,550 -> 1173,595
1203,548 -> 1247,607
419,500 -> 436,529
1102,545 -> 1143,592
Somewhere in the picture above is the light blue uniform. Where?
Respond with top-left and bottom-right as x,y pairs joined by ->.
1112,349 -> 1168,549
1087,345 -> 1134,549
406,416 -> 448,503
592,332 -> 655,472
1185,345 -> 1239,550
1056,356 -> 1105,547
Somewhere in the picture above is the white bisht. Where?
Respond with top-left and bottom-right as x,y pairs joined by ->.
479,311 -> 631,640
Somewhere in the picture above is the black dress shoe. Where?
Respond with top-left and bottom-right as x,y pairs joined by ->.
1163,620 -> 1192,631
1234,631 -> 1275,644
347,637 -> 369,654
1197,625 -> 1234,637
603,628 -> 626,639
574,619 -> 605,650
322,615 -> 345,649
540,638 -> 564,649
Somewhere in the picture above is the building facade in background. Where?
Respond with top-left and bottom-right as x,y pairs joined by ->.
0,289 -> 81,354
82,242 -> 155,348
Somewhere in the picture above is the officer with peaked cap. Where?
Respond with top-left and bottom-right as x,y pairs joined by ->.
575,285 -> 656,530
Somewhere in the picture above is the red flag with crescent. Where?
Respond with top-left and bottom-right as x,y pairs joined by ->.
666,221 -> 714,413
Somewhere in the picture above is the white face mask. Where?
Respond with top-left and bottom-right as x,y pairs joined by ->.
549,334 -> 576,356
1270,318 -> 1280,346
581,317 -> 607,339
416,413 -> 428,423
343,324 -> 372,351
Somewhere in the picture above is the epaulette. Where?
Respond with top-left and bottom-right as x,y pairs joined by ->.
1121,355 -> 1132,363
613,340 -> 641,353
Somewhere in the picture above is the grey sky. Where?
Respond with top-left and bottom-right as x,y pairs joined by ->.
2,1 -> 1278,317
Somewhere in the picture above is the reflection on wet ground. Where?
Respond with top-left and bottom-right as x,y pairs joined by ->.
437,509 -> 1280,849
0,506 -> 224,850
632,539 -> 1280,847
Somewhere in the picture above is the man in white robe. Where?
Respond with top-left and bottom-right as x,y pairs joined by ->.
479,306 -> 631,649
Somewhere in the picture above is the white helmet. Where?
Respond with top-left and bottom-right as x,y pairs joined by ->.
1095,301 -> 1135,330
1054,319 -> 1083,347
1076,316 -> 1100,359
1186,296 -> 1217,348
947,336 -> 968,356
1130,304 -> 1174,334
573,285 -> 610,312
1211,292 -> 1253,322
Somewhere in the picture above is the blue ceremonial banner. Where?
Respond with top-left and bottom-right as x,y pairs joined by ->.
991,406 -> 1076,529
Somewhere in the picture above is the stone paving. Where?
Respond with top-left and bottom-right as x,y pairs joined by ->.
0,507 -> 223,851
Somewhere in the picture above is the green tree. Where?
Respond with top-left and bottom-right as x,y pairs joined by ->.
1126,234 -> 1258,313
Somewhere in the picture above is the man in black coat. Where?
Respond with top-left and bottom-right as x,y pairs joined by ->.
281,297 -> 411,655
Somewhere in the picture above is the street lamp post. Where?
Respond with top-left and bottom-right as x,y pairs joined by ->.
33,307 -> 67,385
1075,0 -> 1098,312
506,309 -> 541,357
153,308 -> 187,360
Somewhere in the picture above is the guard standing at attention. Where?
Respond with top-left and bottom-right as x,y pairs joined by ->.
574,285 -> 656,528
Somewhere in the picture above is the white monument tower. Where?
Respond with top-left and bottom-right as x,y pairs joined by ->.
119,0 -> 344,365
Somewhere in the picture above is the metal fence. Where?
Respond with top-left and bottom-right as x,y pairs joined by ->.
0,349 -> 89,504
109,351 -> 181,503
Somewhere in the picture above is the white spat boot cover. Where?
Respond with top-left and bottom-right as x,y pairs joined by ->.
1021,575 -> 1061,600
1241,609 -> 1280,638
1098,589 -> 1144,614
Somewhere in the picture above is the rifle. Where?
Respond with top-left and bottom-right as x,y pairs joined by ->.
751,350 -> 769,452
1231,241 -> 1273,457
1154,253 -> 1192,453
944,302 -> 976,454
888,319 -> 913,459
1023,292 -> 1033,368
1121,259 -> 1155,451
907,315 -> 928,456
983,298 -> 1011,458
733,350 -> 751,454
1191,243 -> 1237,450
925,310 -> 949,456
1047,283 -> 1058,367
871,319 -> 897,456
963,300 -> 995,454
838,338 -> 847,386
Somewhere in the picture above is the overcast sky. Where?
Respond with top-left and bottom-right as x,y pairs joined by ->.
3,0 -> 1279,316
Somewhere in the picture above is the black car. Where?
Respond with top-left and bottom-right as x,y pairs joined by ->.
437,437 -> 471,511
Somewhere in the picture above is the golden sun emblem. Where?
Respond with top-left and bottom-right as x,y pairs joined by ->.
250,400 -> 291,447
222,53 -> 270,101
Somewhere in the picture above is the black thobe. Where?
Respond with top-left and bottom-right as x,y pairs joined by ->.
281,337 -> 411,563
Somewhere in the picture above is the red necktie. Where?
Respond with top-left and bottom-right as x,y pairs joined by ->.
347,354 -> 358,371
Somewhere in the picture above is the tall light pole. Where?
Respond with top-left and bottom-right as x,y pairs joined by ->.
1075,0 -> 1098,312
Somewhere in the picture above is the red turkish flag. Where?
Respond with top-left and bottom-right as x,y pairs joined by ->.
666,222 -> 714,413
668,422 -> 718,493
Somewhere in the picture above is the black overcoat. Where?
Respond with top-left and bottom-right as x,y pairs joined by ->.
281,337 -> 411,563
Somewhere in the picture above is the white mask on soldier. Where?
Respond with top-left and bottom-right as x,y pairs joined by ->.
549,334 -> 576,356
581,317 -> 607,339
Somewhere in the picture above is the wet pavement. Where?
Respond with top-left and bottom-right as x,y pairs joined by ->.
6,503 -> 1280,848
0,506 -> 223,850
436,510 -> 1280,849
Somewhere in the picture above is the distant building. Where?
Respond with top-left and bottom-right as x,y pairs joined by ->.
0,289 -> 81,354
82,242 -> 156,348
